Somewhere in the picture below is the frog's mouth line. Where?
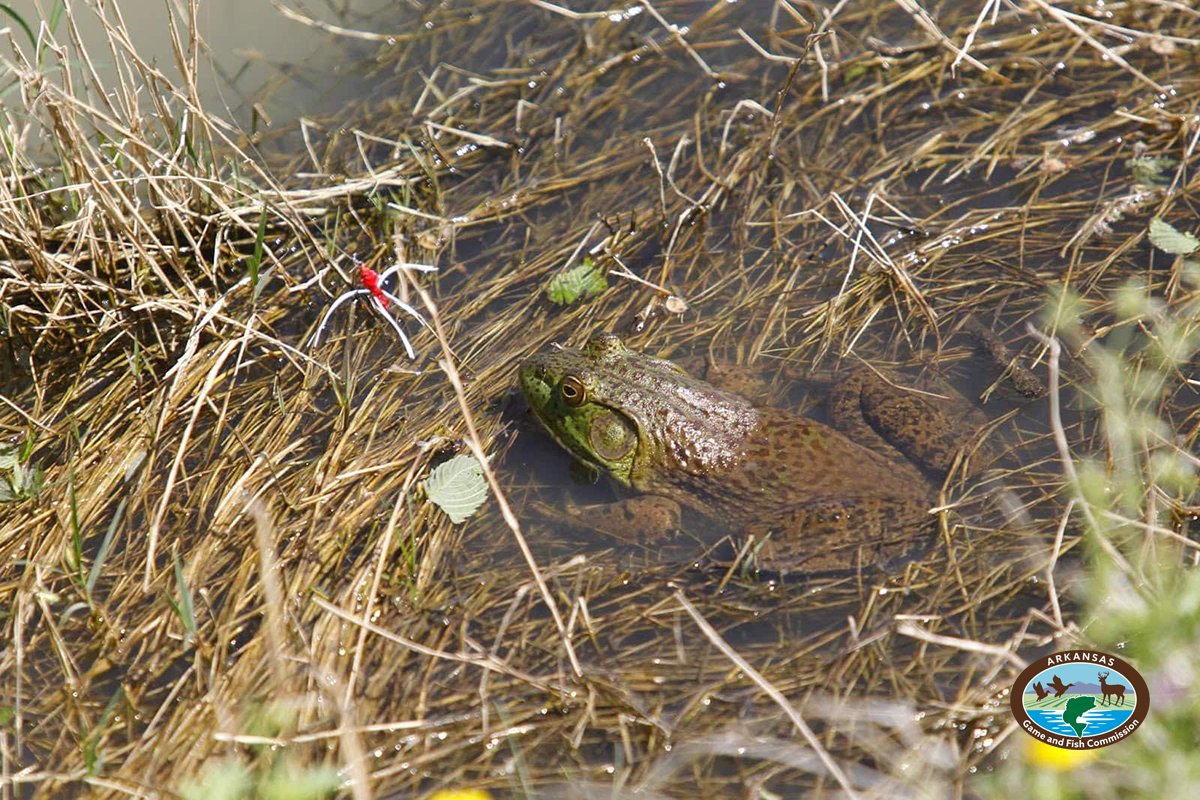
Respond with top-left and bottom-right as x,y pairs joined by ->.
525,399 -> 610,473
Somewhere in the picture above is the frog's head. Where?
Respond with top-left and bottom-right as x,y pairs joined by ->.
519,333 -> 647,485
519,333 -> 756,487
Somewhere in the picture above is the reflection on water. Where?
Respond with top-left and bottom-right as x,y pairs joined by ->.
2,0 -> 391,127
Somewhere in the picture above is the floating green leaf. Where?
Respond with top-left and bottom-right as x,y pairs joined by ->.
423,454 -> 489,524
545,257 -> 607,305
1149,217 -> 1199,255
843,63 -> 870,82
1129,155 -> 1176,186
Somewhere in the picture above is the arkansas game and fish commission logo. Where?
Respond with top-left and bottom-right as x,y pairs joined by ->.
1010,650 -> 1150,750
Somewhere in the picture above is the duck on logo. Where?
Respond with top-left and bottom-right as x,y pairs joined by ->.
1010,650 -> 1150,750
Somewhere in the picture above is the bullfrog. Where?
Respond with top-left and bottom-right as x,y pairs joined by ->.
518,333 -> 987,574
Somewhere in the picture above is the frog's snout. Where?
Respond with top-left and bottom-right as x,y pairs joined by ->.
518,358 -> 546,383
518,359 -> 552,406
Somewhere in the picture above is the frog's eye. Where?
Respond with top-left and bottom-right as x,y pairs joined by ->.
560,376 -> 586,407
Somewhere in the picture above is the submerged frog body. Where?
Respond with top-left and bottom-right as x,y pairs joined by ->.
519,334 -> 979,573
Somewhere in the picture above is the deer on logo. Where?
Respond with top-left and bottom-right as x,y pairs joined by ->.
1098,671 -> 1127,706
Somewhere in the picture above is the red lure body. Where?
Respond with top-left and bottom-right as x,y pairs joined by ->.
358,263 -> 388,309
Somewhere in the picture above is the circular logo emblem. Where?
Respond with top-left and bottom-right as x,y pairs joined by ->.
1010,650 -> 1149,749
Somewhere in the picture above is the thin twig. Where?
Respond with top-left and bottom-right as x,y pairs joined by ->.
412,278 -> 584,678
891,0 -> 1000,76
1028,0 -> 1166,94
639,0 -> 719,78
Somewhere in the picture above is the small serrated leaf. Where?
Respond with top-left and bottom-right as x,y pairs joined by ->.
423,454 -> 489,524
1149,217 -> 1200,255
545,258 -> 607,305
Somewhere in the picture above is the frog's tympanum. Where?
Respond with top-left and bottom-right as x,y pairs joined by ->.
519,333 -> 981,573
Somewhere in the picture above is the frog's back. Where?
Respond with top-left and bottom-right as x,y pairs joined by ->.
641,407 -> 936,572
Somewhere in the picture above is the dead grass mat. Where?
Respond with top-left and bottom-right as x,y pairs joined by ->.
1,0 -> 1199,797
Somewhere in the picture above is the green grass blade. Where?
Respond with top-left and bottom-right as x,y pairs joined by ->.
0,5 -> 37,52
172,551 -> 197,644
87,498 -> 126,598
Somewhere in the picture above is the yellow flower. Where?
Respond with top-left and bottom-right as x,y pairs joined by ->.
429,791 -> 493,800
1023,737 -> 1102,771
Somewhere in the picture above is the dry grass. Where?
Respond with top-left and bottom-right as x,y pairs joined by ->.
1,0 -> 1199,797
